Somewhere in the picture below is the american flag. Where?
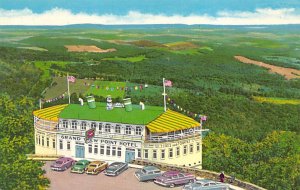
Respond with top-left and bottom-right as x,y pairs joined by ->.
164,80 -> 172,87
201,116 -> 207,121
67,76 -> 76,83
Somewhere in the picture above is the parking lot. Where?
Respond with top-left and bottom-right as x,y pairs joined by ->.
43,161 -> 182,190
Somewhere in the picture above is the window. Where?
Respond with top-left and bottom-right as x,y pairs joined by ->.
63,120 -> 68,128
161,150 -> 165,159
197,143 -> 200,152
112,147 -> 116,156
42,136 -> 44,146
105,124 -> 111,133
94,145 -> 98,154
115,125 -> 121,133
117,147 -> 122,157
91,122 -> 97,129
183,145 -> 187,155
71,120 -> 77,129
98,123 -> 102,132
59,140 -> 63,149
46,138 -> 49,147
81,122 -> 86,130
88,144 -> 92,153
36,135 -> 38,145
67,141 -> 71,150
190,144 -> 193,153
178,174 -> 184,178
176,147 -> 180,156
135,126 -> 142,135
100,145 -> 105,155
144,149 -> 148,159
137,149 -> 141,158
38,135 -> 41,144
125,125 -> 131,135
53,139 -> 56,148
153,150 -> 157,159
106,146 -> 111,156
169,148 -> 173,158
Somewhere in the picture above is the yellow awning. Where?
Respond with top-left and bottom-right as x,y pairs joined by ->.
33,104 -> 68,122
146,109 -> 200,133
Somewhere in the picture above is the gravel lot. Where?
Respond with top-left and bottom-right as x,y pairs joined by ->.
43,161 -> 182,190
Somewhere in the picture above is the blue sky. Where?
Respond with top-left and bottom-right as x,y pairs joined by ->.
1,0 -> 299,15
0,0 -> 300,25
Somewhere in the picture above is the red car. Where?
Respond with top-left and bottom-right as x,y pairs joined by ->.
51,157 -> 75,171
154,171 -> 195,188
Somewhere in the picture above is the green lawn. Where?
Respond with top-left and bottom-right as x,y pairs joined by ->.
85,81 -> 126,98
43,77 -> 93,100
59,102 -> 164,125
102,55 -> 146,63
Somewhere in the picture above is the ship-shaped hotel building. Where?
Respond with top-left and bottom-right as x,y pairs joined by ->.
33,96 -> 205,168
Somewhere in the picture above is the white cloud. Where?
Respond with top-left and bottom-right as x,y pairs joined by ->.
0,7 -> 300,25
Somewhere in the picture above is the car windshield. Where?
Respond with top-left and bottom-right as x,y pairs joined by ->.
162,174 -> 172,179
75,163 -> 84,166
89,164 -> 97,168
141,169 -> 147,174
55,161 -> 63,164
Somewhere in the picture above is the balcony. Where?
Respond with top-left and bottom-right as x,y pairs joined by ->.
146,129 -> 207,143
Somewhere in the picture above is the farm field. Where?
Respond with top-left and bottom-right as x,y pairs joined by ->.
253,96 -> 300,105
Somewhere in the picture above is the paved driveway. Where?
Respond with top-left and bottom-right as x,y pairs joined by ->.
43,161 -> 182,190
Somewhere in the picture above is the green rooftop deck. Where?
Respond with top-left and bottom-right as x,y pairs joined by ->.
59,103 -> 164,125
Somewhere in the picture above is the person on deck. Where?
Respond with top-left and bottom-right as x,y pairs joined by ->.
219,171 -> 225,183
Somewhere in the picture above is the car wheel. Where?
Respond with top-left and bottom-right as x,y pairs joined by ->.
64,167 -> 67,171
189,179 -> 194,183
169,183 -> 175,188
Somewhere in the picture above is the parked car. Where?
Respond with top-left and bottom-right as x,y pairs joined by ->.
154,171 -> 195,188
182,179 -> 230,190
135,166 -> 162,182
86,161 -> 108,175
104,162 -> 128,176
51,157 -> 75,171
71,160 -> 90,174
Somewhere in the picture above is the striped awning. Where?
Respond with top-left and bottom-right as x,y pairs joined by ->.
146,109 -> 200,133
33,104 -> 68,122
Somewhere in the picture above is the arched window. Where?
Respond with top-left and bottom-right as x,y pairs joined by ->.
62,120 -> 68,128
135,126 -> 142,135
91,122 -> 97,129
71,120 -> 77,129
115,125 -> 121,133
125,125 -> 131,135
81,121 -> 86,130
105,124 -> 111,133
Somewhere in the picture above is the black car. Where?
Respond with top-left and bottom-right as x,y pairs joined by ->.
104,162 -> 128,176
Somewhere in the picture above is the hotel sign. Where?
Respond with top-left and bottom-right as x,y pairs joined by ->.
59,135 -> 141,148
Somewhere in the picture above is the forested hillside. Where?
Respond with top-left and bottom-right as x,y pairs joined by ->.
0,25 -> 299,189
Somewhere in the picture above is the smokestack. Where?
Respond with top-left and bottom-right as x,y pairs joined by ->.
86,96 -> 96,109
123,98 -> 132,112
139,102 -> 145,110
78,98 -> 84,106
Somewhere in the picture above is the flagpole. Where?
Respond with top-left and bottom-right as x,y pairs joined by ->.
67,73 -> 70,104
163,78 -> 167,112
39,98 -> 42,109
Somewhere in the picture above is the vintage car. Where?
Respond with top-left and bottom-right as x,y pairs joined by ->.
135,166 -> 162,182
104,162 -> 128,176
86,161 -> 108,175
182,179 -> 230,190
154,171 -> 195,188
50,157 -> 75,171
71,160 -> 90,174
